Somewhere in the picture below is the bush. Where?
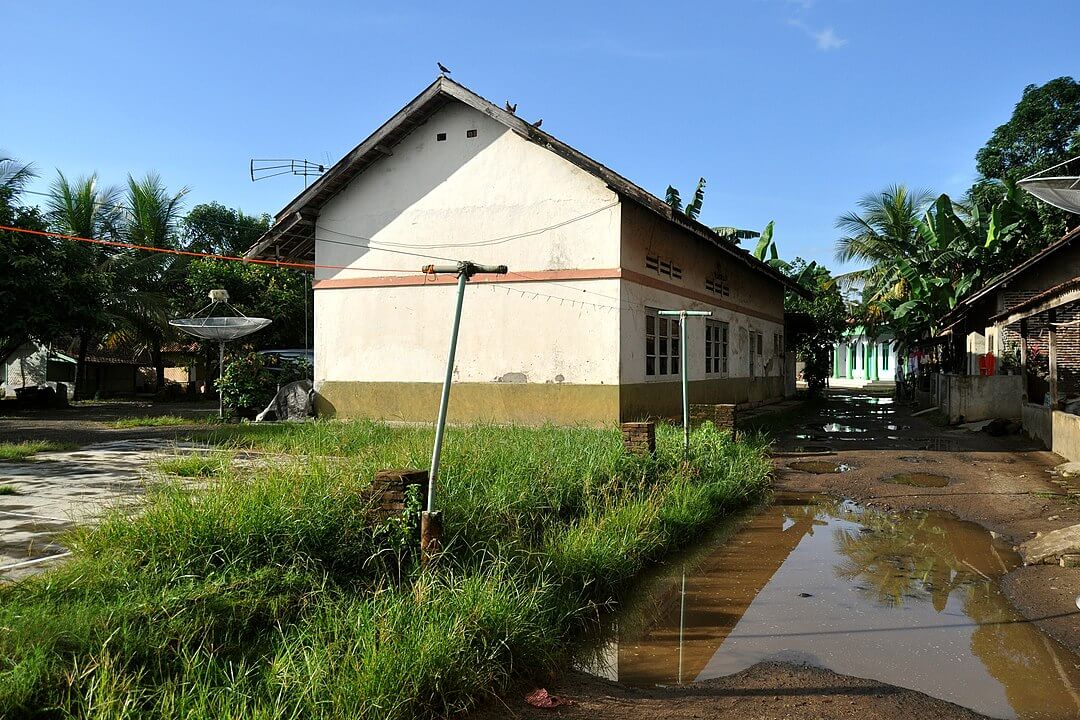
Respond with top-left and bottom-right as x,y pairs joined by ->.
217,352 -> 309,412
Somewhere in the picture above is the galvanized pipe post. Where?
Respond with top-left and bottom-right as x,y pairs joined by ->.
658,310 -> 711,457
421,261 -> 508,563
218,340 -> 225,419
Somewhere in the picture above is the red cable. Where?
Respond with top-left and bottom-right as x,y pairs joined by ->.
0,224 -> 418,273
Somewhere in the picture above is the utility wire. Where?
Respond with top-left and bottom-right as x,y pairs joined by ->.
0,225 -> 422,274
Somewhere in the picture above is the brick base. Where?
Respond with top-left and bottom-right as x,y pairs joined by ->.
367,469 -> 429,522
621,421 -> 656,455
690,403 -> 736,432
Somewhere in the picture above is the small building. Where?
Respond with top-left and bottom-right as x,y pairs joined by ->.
932,225 -> 1080,458
830,327 -> 898,387
246,77 -> 809,424
0,342 -> 76,399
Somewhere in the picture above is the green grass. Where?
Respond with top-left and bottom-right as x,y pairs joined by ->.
0,441 -> 78,461
0,485 -> 20,495
110,415 -> 212,429
0,421 -> 770,719
154,452 -> 234,478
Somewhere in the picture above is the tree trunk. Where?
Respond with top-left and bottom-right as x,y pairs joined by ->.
152,342 -> 165,393
74,333 -> 89,401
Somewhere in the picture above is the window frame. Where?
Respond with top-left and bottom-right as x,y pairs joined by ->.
705,319 -> 729,376
645,309 -> 681,379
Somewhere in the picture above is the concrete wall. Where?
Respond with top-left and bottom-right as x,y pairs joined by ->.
938,374 -> 1023,424
618,202 -> 787,419
309,99 -> 789,424
312,100 -> 624,422
1023,403 -> 1080,463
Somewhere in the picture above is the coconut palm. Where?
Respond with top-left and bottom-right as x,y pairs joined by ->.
45,172 -> 122,399
113,173 -> 189,390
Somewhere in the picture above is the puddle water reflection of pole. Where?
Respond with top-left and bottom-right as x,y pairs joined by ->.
678,568 -> 686,685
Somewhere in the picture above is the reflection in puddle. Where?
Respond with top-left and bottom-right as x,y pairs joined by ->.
788,460 -> 849,474
886,472 -> 950,488
581,494 -> 1080,720
822,423 -> 868,433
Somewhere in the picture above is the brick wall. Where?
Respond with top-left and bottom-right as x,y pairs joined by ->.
1001,293 -> 1080,399
689,403 -> 737,432
365,469 -> 429,522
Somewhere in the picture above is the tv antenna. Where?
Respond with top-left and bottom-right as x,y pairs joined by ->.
250,158 -> 327,188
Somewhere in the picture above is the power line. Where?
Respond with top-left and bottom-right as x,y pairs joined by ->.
0,225 -> 423,274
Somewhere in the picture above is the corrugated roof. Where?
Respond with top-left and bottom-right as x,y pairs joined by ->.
938,223 -> 1080,330
244,76 -> 810,297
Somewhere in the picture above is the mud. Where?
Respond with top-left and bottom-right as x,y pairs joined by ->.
788,460 -> 847,474
884,471 -> 950,487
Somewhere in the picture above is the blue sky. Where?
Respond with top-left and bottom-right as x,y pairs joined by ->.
4,1 -> 1078,270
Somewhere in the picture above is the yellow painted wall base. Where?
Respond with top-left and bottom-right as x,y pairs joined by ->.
316,378 -> 784,425
315,381 -> 621,426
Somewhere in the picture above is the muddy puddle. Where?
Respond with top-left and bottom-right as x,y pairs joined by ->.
886,472 -> 950,488
580,493 -> 1080,720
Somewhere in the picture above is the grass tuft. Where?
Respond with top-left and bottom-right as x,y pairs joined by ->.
0,485 -> 20,495
111,415 -> 212,429
0,441 -> 78,461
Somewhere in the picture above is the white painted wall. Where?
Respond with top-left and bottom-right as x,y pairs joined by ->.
315,102 -> 620,282
618,280 -> 784,385
316,279 -> 622,385
313,100 -> 623,386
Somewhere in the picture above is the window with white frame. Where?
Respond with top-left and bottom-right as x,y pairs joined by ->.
705,320 -> 729,375
645,310 -> 680,377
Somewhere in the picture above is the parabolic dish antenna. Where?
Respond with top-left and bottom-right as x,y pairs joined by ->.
1018,157 -> 1080,215
170,289 -> 271,417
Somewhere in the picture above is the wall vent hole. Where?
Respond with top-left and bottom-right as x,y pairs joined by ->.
466,129 -> 478,138
436,132 -> 447,141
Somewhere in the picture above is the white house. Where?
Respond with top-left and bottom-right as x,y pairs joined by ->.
0,342 -> 76,399
246,77 -> 808,424
830,327 -> 898,387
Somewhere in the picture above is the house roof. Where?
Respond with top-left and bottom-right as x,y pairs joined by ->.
938,223 -> 1080,332
244,76 -> 810,298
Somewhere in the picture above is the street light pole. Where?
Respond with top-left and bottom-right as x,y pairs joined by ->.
658,309 -> 712,456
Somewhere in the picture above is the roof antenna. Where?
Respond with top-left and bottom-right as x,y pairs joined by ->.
250,159 -> 327,189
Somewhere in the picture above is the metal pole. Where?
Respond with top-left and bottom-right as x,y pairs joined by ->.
659,310 -> 711,457
428,271 -> 468,513
218,340 -> 225,419
678,569 -> 686,684
423,261 -> 507,517
680,312 -> 689,454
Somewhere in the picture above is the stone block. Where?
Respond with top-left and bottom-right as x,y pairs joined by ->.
621,422 -> 656,456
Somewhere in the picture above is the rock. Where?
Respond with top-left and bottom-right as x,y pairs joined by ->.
255,379 -> 313,422
1055,462 -> 1080,479
983,418 -> 1012,436
1060,554 -> 1080,568
1019,523 -> 1080,565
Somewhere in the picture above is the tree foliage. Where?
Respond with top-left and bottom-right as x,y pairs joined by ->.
975,77 -> 1080,181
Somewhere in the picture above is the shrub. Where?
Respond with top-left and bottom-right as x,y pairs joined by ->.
217,352 -> 310,412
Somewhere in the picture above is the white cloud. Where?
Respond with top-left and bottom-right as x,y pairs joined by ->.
787,19 -> 848,51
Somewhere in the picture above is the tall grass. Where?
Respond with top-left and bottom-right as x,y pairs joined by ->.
0,421 -> 770,718
0,441 -> 77,461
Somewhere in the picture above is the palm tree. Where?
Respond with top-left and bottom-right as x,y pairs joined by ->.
0,155 -> 35,195
834,184 -> 934,300
46,172 -> 122,399
116,173 -> 189,391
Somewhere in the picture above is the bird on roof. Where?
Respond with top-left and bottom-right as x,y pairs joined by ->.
437,62 -> 451,75
505,101 -> 517,113
532,118 -> 543,128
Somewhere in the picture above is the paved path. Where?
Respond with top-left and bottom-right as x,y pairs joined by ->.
0,439 -> 200,580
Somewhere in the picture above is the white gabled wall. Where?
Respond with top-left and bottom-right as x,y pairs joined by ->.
313,101 -> 622,386
316,102 -> 620,278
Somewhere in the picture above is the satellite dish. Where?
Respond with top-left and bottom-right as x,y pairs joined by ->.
1018,157 -> 1080,215
170,289 -> 272,417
